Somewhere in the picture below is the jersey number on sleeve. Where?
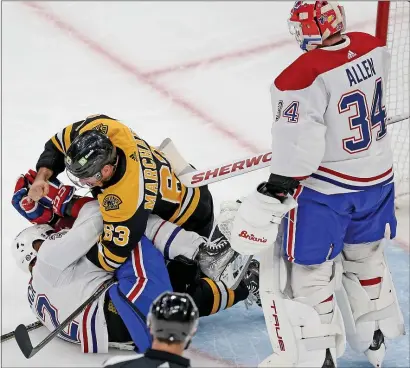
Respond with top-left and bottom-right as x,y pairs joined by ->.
36,294 -> 80,343
338,78 -> 387,154
103,224 -> 130,246
282,101 -> 300,123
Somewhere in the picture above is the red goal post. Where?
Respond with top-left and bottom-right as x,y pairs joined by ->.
376,1 -> 410,200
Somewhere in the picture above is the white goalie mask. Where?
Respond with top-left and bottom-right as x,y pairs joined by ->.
11,224 -> 54,273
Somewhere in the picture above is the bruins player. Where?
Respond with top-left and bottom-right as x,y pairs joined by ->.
27,114 -> 230,277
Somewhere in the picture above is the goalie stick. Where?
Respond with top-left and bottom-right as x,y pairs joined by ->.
174,113 -> 409,188
14,278 -> 115,359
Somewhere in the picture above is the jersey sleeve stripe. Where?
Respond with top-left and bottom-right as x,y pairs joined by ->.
102,245 -> 128,264
51,135 -> 64,153
168,185 -> 188,223
61,128 -> 67,152
163,227 -> 183,260
152,220 -> 167,244
176,187 -> 201,227
64,124 -> 73,151
97,249 -> 116,272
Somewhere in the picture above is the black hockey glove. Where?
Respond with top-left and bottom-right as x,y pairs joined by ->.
257,173 -> 300,201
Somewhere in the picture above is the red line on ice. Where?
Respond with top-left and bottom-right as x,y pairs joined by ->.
143,20 -> 375,77
22,1 -> 260,154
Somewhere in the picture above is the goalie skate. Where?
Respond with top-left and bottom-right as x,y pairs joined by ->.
364,330 -> 386,368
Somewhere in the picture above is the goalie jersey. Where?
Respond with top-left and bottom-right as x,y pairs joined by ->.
35,115 -> 213,272
270,32 -> 394,194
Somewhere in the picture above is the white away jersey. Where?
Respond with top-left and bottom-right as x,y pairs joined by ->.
28,201 -> 111,351
27,201 -> 203,353
270,32 -> 394,194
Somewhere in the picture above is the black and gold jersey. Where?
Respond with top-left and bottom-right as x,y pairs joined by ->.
36,115 -> 213,272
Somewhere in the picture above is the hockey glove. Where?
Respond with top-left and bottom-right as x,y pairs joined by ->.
12,169 -> 76,223
12,170 -> 54,224
50,184 -> 76,217
229,183 -> 297,255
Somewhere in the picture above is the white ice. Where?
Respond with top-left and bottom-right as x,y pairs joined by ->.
2,2 -> 409,367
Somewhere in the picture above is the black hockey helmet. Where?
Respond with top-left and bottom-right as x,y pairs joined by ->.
147,292 -> 199,346
65,130 -> 117,179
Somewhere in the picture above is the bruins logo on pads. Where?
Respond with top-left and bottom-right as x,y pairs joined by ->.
102,194 -> 122,211
93,123 -> 108,135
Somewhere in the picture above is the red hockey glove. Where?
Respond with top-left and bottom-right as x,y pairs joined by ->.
12,169 -> 76,223
51,185 -> 76,217
12,171 -> 54,224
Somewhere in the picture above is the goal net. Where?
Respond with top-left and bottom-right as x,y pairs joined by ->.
376,1 -> 410,200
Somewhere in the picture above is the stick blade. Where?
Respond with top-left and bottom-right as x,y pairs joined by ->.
15,324 -> 34,359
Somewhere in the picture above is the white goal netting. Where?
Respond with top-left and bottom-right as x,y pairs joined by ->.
382,1 -> 410,199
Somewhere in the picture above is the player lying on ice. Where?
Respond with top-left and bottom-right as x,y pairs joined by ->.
222,1 -> 405,367
11,171 -> 254,353
23,113 -> 251,288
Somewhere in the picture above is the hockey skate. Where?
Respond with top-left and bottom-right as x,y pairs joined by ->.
197,223 -> 253,289
243,259 -> 261,308
364,330 -> 386,368
197,224 -> 236,280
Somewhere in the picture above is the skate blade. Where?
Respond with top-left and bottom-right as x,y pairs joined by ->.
222,255 -> 253,290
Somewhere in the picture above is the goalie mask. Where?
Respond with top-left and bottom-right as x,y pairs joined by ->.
288,1 -> 346,51
147,292 -> 199,348
11,224 -> 54,273
65,130 -> 117,188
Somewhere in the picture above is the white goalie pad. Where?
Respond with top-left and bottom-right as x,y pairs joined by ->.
336,239 -> 405,354
257,229 -> 345,367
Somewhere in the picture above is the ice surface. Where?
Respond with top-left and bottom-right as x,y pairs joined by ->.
2,2 -> 408,367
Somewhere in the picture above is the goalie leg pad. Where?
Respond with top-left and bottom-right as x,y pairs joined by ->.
258,239 -> 345,367
337,239 -> 405,354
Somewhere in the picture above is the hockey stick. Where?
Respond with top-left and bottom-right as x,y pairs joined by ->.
176,113 -> 409,188
2,320 -> 135,351
1,321 -> 42,343
15,278 -> 115,359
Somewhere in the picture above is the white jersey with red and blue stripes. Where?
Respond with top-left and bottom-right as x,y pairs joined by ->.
270,32 -> 393,194
27,201 -> 203,353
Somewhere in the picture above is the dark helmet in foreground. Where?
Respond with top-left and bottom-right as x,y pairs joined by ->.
147,292 -> 199,346
65,130 -> 117,179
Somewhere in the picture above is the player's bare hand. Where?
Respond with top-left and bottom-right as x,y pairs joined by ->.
28,180 -> 49,201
